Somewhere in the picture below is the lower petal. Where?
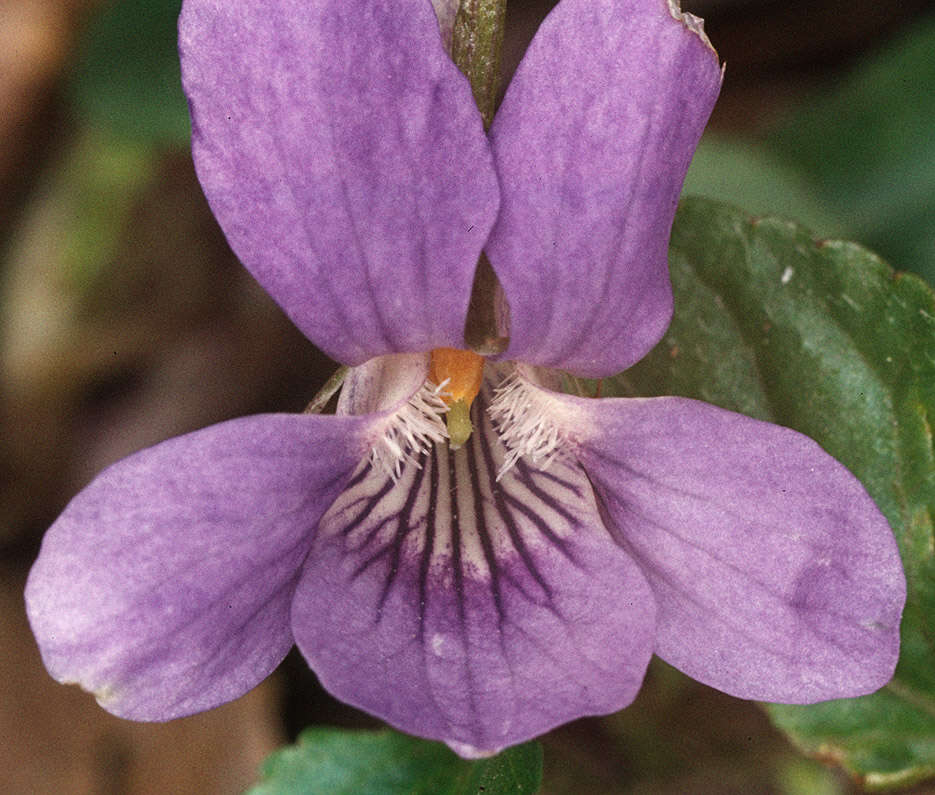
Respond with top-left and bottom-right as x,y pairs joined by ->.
560,394 -> 905,703
26,413 -> 373,720
292,388 -> 656,753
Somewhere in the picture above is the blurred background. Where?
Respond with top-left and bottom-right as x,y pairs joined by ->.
1,0 -> 934,791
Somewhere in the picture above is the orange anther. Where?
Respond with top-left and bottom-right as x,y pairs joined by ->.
429,348 -> 485,408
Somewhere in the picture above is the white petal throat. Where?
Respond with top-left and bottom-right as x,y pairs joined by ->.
371,367 -> 569,481
322,387 -> 602,599
370,379 -> 450,479
487,371 -> 568,479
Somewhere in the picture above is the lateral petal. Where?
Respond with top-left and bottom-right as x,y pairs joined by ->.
555,392 -> 905,702
292,385 -> 656,753
25,413 -> 373,720
180,0 -> 499,364
486,0 -> 721,376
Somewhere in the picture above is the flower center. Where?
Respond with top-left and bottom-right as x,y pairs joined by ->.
365,356 -> 567,481
429,347 -> 485,449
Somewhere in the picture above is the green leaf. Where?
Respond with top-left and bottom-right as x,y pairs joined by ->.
248,728 -> 543,795
70,0 -> 189,145
765,13 -> 935,284
606,196 -> 935,788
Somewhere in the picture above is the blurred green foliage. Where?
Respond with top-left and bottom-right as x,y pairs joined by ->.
766,12 -> 935,284
70,0 -> 189,145
683,134 -> 848,238
58,132 -> 156,290
686,11 -> 935,285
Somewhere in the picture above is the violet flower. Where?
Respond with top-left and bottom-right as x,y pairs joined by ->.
27,0 -> 905,757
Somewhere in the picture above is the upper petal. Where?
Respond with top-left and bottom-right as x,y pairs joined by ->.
25,413 -> 374,720
180,0 -> 500,364
549,391 -> 905,702
292,379 -> 656,752
485,0 -> 722,376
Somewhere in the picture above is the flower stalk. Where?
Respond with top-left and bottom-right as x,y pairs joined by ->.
452,0 -> 507,130
452,1 -> 510,354
304,365 -> 349,414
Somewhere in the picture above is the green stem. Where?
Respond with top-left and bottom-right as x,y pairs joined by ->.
464,252 -> 508,354
451,0 -> 507,130
304,365 -> 349,414
452,0 -> 509,352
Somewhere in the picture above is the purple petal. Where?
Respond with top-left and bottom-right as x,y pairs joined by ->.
26,413 -> 374,720
179,0 -> 499,364
555,392 -> 905,702
292,385 -> 656,752
485,0 -> 722,376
